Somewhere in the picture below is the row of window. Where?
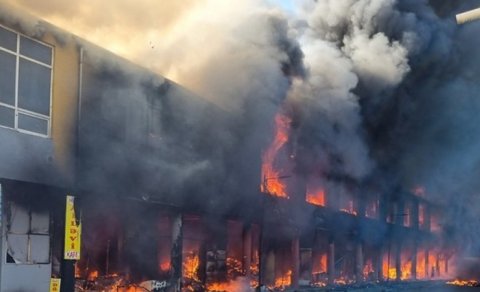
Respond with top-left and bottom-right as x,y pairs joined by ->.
0,25 -> 52,137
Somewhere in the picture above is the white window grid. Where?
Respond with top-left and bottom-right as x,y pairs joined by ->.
0,24 -> 53,138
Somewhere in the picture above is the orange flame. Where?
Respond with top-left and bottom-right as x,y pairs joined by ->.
226,257 -> 243,279
183,252 -> 200,282
334,277 -> 354,285
401,260 -> 412,280
159,261 -> 171,272
75,263 -> 81,278
382,255 -> 397,280
447,279 -> 480,287
88,270 -> 99,281
261,113 -> 291,198
273,270 -> 292,289
312,253 -> 327,274
363,260 -> 374,279
206,278 -> 253,292
312,253 -> 327,287
340,200 -> 357,216
306,188 -> 326,206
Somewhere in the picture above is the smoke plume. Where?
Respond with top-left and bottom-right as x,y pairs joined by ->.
6,0 -> 480,270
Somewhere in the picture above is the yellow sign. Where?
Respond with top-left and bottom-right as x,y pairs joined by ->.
50,278 -> 61,292
64,195 -> 81,260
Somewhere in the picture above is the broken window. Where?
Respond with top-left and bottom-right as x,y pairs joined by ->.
6,201 -> 50,264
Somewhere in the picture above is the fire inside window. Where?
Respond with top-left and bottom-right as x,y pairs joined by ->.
0,25 -> 53,137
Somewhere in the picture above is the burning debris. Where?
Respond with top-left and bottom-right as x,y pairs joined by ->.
447,279 -> 480,287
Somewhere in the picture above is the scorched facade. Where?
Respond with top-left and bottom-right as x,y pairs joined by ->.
0,4 -> 457,292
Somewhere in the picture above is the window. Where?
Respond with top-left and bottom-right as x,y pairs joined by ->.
5,201 -> 50,264
0,25 -> 53,137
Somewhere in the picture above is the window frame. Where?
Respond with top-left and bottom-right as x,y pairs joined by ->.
0,24 -> 53,138
4,201 -> 51,265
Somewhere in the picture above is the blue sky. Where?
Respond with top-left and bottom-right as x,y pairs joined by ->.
270,0 -> 296,12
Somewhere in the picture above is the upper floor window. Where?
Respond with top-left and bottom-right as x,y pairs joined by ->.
0,25 -> 53,137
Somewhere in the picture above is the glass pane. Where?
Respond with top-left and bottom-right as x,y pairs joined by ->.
8,203 -> 30,233
0,50 -> 16,105
7,234 -> 28,263
20,36 -> 52,65
30,235 -> 50,264
0,106 -> 15,128
0,26 -> 17,51
18,59 -> 51,116
18,113 -> 48,135
31,211 -> 50,234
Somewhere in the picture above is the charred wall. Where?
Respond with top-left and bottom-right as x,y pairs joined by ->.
77,50 -> 263,218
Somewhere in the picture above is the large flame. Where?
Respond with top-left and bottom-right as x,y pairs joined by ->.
183,252 -> 200,282
382,255 -> 397,280
261,112 -> 291,198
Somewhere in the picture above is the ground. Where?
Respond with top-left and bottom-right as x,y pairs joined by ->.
287,281 -> 479,291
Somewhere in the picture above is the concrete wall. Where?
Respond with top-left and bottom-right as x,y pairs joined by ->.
0,19 -> 79,188
0,183 -> 52,292
0,16 -> 79,291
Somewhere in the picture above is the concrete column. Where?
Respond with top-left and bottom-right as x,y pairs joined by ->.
395,243 -> 401,281
355,242 -> 364,283
412,241 -> 417,280
425,249 -> 430,278
170,214 -> 183,290
375,246 -> 383,282
436,254 -> 440,277
425,206 -> 431,232
291,237 -> 300,288
445,257 -> 449,274
327,239 -> 335,285
265,250 -> 276,286
412,200 -> 420,230
243,225 -> 252,278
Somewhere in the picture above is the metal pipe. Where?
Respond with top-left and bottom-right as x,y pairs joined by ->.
456,8 -> 480,25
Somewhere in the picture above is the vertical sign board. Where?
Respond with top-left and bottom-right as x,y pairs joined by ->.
49,278 -> 61,292
64,195 -> 81,260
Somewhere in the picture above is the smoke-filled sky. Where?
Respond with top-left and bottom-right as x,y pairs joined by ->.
4,0 -> 298,100
5,0 -> 480,256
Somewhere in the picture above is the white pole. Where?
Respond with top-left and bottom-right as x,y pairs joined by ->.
456,8 -> 480,25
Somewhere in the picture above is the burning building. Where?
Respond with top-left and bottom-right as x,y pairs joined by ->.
0,1 -> 480,292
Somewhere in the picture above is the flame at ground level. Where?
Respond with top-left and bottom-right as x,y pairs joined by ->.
206,277 -> 253,292
271,270 -> 292,289
183,252 -> 200,282
447,279 -> 480,287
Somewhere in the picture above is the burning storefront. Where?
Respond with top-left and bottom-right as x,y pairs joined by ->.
1,1 -> 480,292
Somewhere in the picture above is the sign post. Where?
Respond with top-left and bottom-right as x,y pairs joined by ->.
64,195 -> 81,260
62,195 -> 81,292
49,278 -> 61,292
